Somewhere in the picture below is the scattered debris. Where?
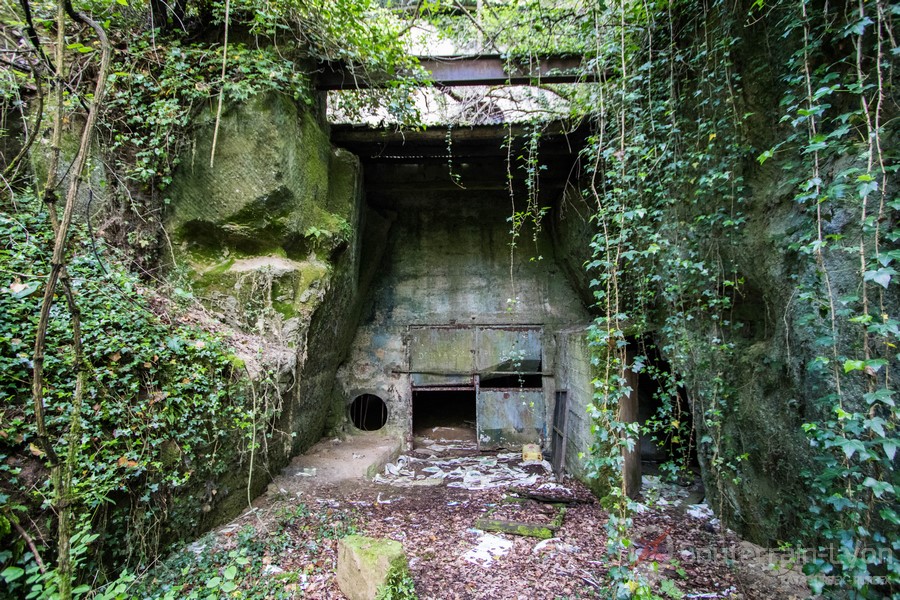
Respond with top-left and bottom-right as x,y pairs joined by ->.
532,538 -> 579,555
462,533 -> 514,566
166,438 -> 810,600
685,589 -> 737,598
686,503 -> 715,520
376,452 -> 556,490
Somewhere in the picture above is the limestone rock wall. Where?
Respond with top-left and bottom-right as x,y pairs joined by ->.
165,92 -> 365,517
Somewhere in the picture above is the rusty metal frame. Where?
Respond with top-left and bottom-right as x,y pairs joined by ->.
405,323 -> 548,451
317,55 -> 592,90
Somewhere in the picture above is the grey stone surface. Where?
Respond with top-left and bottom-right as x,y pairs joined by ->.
337,535 -> 408,600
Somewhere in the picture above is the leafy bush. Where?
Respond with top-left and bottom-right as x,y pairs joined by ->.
0,199 -> 255,594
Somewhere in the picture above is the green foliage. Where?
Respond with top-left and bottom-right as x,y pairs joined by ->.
86,503 -> 358,599
755,1 -> 898,595
570,0 -> 753,593
104,38 -> 313,186
0,199 -> 257,594
536,2 -> 900,597
567,0 -> 895,596
375,565 -> 418,600
418,0 -> 593,56
37,0 -> 424,188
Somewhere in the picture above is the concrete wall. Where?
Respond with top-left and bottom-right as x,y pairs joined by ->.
338,191 -> 592,448
554,327 -> 598,487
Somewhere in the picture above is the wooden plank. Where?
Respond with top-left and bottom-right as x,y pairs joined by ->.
621,357 -> 642,499
474,518 -> 557,539
551,390 -> 568,477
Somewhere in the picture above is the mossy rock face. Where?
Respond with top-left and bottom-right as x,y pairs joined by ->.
29,97 -> 108,216
166,91 -> 361,346
337,535 -> 409,600
160,90 -> 366,510
167,92 -> 351,262
188,254 -> 331,342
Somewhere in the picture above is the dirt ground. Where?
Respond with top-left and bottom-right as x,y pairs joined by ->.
200,429 -> 810,599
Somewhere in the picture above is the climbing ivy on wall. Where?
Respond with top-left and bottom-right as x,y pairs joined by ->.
768,0 -> 898,593
566,0 -> 897,596
576,1 -> 755,594
0,201 -> 257,596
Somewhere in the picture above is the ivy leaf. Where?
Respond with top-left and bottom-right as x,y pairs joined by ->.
757,148 -> 774,164
864,417 -> 886,437
864,267 -> 894,289
863,388 -> 895,407
843,359 -> 865,373
165,336 -> 183,352
883,440 -> 897,461
845,16 -> 874,37
1,566 -> 24,582
838,438 -> 866,460
862,477 -> 894,499
857,179 -> 878,198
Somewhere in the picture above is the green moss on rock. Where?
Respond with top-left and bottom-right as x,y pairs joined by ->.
337,535 -> 409,600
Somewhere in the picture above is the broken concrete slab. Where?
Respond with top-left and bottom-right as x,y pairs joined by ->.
337,535 -> 409,600
282,432 -> 402,485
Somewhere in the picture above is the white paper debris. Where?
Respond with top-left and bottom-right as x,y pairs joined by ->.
532,538 -> 578,555
376,452 -> 557,490
462,533 -> 514,566
686,503 -> 715,520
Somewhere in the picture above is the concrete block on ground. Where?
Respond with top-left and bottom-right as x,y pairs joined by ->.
337,534 -> 408,600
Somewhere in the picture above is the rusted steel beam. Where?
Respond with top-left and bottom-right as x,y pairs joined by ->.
317,54 -> 588,90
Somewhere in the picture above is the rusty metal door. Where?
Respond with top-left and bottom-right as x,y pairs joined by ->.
550,391 -> 568,476
475,327 -> 542,373
476,389 -> 545,450
408,326 -> 476,387
407,325 -> 546,450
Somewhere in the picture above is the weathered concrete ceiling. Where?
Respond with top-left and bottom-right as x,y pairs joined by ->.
331,120 -> 589,198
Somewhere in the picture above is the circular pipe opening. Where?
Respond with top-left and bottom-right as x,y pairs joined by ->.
349,394 -> 388,431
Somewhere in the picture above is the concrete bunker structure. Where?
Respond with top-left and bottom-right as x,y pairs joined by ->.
331,123 -> 621,485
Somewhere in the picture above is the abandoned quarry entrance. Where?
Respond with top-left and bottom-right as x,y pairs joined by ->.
329,120 -> 619,482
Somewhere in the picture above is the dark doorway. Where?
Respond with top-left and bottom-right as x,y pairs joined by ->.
411,389 -> 477,449
349,394 -> 388,431
412,389 -> 476,432
630,337 -> 698,476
